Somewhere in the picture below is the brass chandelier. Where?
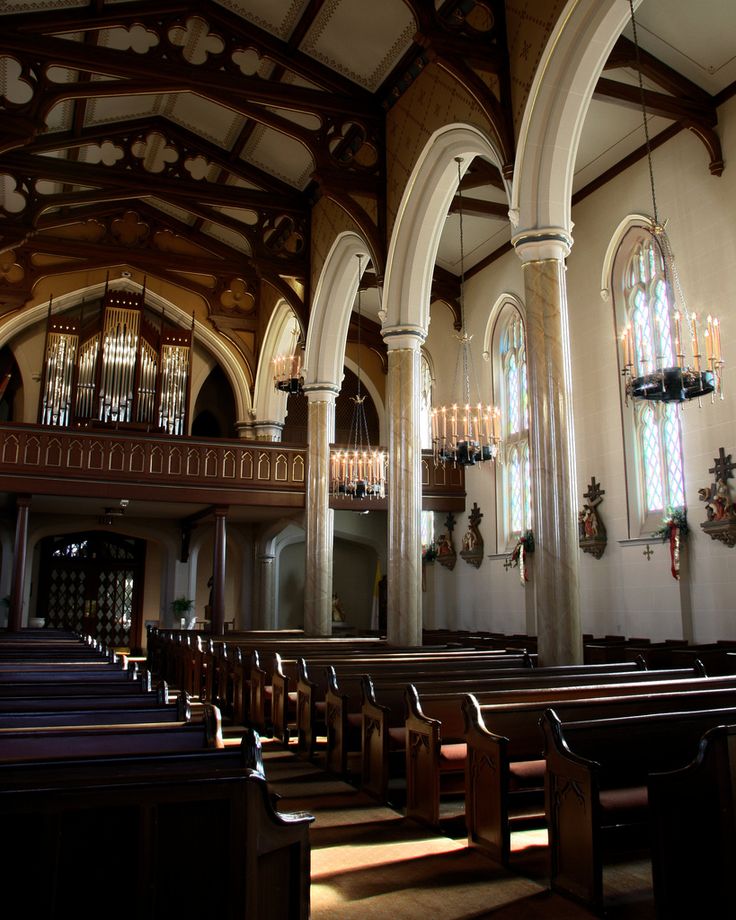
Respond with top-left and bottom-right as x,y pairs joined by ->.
619,0 -> 724,405
432,157 -> 502,466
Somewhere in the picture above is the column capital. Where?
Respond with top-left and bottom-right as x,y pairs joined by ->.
512,228 -> 573,264
302,383 -> 339,404
381,324 -> 426,351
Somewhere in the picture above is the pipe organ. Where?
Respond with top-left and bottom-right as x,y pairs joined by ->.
39,290 -> 193,436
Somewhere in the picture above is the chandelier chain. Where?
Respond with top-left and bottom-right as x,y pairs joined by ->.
628,0 -> 660,229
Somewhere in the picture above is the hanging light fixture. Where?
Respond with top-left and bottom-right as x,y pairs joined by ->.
330,255 -> 387,499
273,321 -> 304,395
432,157 -> 502,466
619,0 -> 724,405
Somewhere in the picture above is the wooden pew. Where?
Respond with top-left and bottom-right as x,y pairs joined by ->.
541,706 -> 736,913
0,730 -> 314,920
0,701 -> 223,762
371,664 -> 705,808
463,681 -> 736,865
316,654 -> 532,776
648,723 -> 736,920
0,666 -> 153,698
0,692 -> 189,728
294,649 -> 534,754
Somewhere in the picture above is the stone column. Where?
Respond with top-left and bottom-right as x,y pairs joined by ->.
303,385 -> 337,636
211,506 -> 228,635
251,422 -> 284,441
384,330 -> 424,647
514,232 -> 581,665
8,495 -> 31,632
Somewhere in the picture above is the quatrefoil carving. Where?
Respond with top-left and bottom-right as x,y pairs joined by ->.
111,211 -> 150,247
105,24 -> 159,54
0,174 -> 26,213
232,47 -> 264,77
0,250 -> 24,284
131,131 -> 178,174
184,155 -> 211,181
0,57 -> 33,104
169,17 -> 224,65
84,140 -> 125,167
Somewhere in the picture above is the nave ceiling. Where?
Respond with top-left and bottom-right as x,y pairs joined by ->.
0,0 -> 733,378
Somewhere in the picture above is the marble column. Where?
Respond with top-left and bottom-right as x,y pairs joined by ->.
251,422 -> 284,441
385,331 -> 424,647
8,495 -> 31,632
211,506 -> 228,635
303,386 -> 337,636
514,233 -> 582,665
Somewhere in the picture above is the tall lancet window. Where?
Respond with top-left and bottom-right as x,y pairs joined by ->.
619,230 -> 685,528
419,351 -> 434,451
497,307 -> 531,545
38,289 -> 194,436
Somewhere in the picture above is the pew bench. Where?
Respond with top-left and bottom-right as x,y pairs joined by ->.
541,706 -> 736,913
0,693 -> 189,728
296,650 -> 534,756
372,665 -> 706,810
463,681 -> 736,865
0,730 -> 314,920
0,701 -> 222,762
648,723 -> 736,919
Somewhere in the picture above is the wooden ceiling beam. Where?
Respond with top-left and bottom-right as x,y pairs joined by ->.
605,35 -> 712,106
594,78 -> 717,125
0,151 -> 307,215
449,195 -> 508,219
22,116 -> 299,197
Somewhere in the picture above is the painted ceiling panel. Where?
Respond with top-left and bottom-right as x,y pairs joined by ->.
201,222 -> 252,255
214,0 -> 311,42
167,93 -> 243,150
301,0 -> 416,92
241,124 -> 314,189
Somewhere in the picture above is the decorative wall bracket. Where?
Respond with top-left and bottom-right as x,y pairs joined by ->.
459,503 -> 484,568
578,476 -> 607,559
699,447 -> 736,547
436,513 -> 458,570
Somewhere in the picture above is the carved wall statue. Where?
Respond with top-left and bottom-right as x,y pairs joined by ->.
699,447 -> 736,547
459,503 -> 484,568
578,477 -> 607,559
436,513 -> 458,571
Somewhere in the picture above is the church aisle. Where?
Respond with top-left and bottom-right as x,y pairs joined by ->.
256,737 -> 655,920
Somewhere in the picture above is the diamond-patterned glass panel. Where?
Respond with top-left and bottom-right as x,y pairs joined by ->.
641,405 -> 665,511
663,406 -> 685,508
510,448 -> 522,533
653,279 -> 674,366
508,354 -> 519,435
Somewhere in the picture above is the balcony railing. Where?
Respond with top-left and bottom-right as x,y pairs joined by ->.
0,425 -> 466,510
0,424 -> 306,506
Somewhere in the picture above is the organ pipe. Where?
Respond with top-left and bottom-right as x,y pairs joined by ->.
39,289 -> 192,435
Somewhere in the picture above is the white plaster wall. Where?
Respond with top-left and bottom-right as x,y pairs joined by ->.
566,95 -> 736,642
423,249 -> 529,632
422,97 -> 736,642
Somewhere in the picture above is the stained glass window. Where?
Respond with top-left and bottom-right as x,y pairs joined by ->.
419,352 -> 433,450
498,308 -> 531,542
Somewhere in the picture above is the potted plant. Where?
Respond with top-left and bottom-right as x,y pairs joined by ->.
171,597 -> 195,627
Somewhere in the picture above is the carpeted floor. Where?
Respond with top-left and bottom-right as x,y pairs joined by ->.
253,736 -> 656,920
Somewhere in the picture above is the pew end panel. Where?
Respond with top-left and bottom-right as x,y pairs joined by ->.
463,693 -> 513,865
541,709 -> 604,912
0,732 -> 314,920
648,723 -> 736,920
